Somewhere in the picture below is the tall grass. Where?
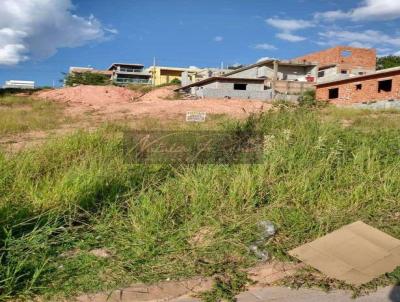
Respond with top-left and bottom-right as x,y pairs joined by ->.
1,108 -> 400,300
0,96 -> 65,135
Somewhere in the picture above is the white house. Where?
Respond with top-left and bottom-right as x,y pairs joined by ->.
3,80 -> 35,89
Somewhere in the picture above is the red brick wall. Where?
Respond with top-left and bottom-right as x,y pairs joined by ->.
316,73 -> 400,104
294,46 -> 376,71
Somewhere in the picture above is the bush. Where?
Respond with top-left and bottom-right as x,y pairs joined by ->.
126,84 -> 153,94
377,55 -> 400,70
298,89 -> 318,107
170,78 -> 181,85
64,72 -> 111,87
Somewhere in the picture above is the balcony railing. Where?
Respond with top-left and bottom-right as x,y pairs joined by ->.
118,68 -> 144,73
115,78 -> 151,84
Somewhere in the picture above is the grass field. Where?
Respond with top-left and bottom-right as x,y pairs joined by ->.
0,95 -> 66,135
1,99 -> 400,301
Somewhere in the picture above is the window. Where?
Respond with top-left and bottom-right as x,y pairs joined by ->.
328,88 -> 339,99
356,84 -> 362,90
341,70 -> 348,74
341,50 -> 352,57
234,83 -> 247,90
318,70 -> 325,78
378,79 -> 392,93
358,72 -> 366,75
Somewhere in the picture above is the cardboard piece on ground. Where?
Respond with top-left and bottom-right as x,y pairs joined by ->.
289,221 -> 400,286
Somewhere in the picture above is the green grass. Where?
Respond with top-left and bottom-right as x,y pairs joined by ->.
0,95 -> 66,135
1,107 -> 400,301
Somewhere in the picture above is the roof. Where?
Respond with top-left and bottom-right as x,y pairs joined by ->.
69,67 -> 94,73
222,59 -> 317,77
176,76 -> 266,91
148,66 -> 201,72
318,64 -> 338,70
108,63 -> 144,70
316,66 -> 400,87
222,60 -> 274,77
69,67 -> 112,76
93,70 -> 113,75
5,80 -> 35,84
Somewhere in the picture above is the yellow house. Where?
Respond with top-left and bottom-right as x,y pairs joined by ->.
148,66 -> 199,86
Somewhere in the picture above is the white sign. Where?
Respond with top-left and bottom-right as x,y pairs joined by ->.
186,111 -> 206,122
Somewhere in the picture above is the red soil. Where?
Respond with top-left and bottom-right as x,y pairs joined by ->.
35,85 -> 271,119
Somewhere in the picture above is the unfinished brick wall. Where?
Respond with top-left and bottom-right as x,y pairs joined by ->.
316,72 -> 400,104
294,46 -> 376,72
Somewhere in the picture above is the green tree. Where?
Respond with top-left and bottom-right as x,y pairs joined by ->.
63,72 -> 111,86
377,56 -> 400,70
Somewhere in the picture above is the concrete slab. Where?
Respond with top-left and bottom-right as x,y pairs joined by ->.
172,286 -> 400,302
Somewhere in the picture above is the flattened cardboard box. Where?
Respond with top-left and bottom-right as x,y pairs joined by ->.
289,221 -> 400,285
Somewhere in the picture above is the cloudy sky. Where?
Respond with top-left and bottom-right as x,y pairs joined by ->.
1,0 -> 400,86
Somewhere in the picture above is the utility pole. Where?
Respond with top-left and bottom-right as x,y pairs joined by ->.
152,56 -> 156,87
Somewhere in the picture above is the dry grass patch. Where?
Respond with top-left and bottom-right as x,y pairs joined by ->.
0,95 -> 67,135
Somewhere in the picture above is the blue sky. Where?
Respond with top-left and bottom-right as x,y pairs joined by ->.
1,0 -> 400,86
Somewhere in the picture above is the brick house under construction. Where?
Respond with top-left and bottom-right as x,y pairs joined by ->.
294,46 -> 377,83
315,67 -> 400,105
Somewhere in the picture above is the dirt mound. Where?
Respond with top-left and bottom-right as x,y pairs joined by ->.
36,85 -> 141,109
35,85 -> 272,120
139,85 -> 178,102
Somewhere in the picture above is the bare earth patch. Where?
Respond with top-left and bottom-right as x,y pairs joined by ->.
75,262 -> 299,302
35,85 -> 272,121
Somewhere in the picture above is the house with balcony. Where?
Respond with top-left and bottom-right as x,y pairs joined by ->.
108,63 -> 151,85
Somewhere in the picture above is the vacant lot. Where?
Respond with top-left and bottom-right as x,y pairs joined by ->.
0,95 -> 67,135
0,92 -> 400,301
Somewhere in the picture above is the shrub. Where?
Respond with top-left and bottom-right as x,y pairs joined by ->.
377,55 -> 400,70
298,89 -> 318,107
170,78 -> 181,85
64,72 -> 111,87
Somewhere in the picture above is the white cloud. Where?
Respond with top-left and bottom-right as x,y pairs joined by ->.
214,36 -> 224,42
253,43 -> 277,50
314,10 -> 349,21
277,32 -> 306,42
266,18 -> 314,31
352,0 -> 400,21
348,41 -> 373,49
266,18 -> 313,42
319,30 -> 400,48
377,47 -> 393,53
0,0 -> 116,66
315,0 -> 400,21
104,28 -> 119,35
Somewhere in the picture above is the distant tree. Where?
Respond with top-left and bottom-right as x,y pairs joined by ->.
170,78 -> 181,85
63,72 -> 110,86
377,56 -> 400,70
227,64 -> 245,70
